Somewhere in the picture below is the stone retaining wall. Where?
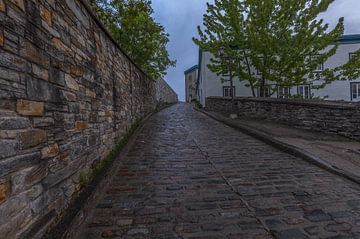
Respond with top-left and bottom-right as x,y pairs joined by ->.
155,78 -> 178,105
0,0 -> 177,238
206,97 -> 360,141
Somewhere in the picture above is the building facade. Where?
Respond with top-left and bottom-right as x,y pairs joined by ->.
184,65 -> 198,102
197,35 -> 360,106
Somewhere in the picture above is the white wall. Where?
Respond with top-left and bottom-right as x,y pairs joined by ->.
198,42 -> 360,105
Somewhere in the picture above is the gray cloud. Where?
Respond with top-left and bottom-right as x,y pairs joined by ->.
152,0 -> 360,101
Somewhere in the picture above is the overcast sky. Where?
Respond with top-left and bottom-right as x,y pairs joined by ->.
151,0 -> 360,101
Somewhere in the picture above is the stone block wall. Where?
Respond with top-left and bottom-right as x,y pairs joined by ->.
155,78 -> 178,105
0,0 -> 177,238
206,97 -> 360,141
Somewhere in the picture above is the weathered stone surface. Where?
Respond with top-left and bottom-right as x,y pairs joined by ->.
274,229 -> 308,239
0,116 -> 31,129
304,210 -> 331,222
85,88 -> 96,98
65,74 -> 79,91
75,121 -> 87,130
0,0 -> 176,237
49,66 -> 65,86
20,40 -> 49,67
62,90 -> 76,102
0,182 -> 10,204
52,37 -> 70,53
27,77 -> 62,102
0,130 -> 18,139
0,31 -> 3,47
41,144 -> 59,159
32,64 -> 49,81
0,139 -> 18,159
16,99 -> 44,116
11,167 -> 34,194
0,50 -> 31,73
33,117 -> 54,127
40,5 -> 52,26
70,65 -> 83,77
19,129 -> 47,149
9,0 -> 25,11
0,152 -> 40,177
155,78 -> 178,104
65,0 -> 90,29
25,163 -> 48,185
206,97 -> 360,141
0,0 -> 5,12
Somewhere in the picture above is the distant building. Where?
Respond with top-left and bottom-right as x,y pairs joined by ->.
197,34 -> 360,106
184,65 -> 198,102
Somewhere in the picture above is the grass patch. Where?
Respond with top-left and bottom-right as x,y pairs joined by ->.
194,99 -> 203,109
78,118 -> 142,188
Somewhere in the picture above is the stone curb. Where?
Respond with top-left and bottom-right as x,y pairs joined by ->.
195,107 -> 360,186
41,103 -> 177,239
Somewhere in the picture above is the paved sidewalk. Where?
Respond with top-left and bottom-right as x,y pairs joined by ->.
73,103 -> 360,239
201,109 -> 360,184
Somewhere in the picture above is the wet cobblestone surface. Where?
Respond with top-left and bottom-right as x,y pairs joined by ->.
74,104 -> 360,239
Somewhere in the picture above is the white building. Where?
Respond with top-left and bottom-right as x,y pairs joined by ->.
196,34 -> 360,106
184,65 -> 198,102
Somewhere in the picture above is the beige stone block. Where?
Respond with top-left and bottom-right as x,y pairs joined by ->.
105,111 -> 113,117
32,64 -> 49,81
41,144 -> 59,159
65,74 -> 79,91
0,182 -> 10,204
75,121 -> 87,130
62,91 -> 76,102
40,5 -> 52,26
0,0 -> 5,12
70,65 -> 83,77
19,129 -> 47,149
86,88 -> 96,98
52,37 -> 70,53
16,100 -> 44,116
9,0 -> 24,11
20,40 -> 49,67
0,130 -> 18,139
0,31 -> 3,47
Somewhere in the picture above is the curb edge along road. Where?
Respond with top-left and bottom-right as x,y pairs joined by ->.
195,107 -> 360,186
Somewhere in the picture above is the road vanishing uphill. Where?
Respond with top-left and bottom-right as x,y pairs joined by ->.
74,103 -> 360,239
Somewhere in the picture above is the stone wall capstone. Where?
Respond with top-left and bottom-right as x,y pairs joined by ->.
206,97 -> 360,141
0,0 -> 177,238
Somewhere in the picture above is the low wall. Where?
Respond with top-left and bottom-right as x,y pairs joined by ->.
206,97 -> 360,140
0,0 -> 177,238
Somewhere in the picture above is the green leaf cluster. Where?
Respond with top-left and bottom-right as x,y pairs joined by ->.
91,0 -> 176,80
194,0 -> 360,97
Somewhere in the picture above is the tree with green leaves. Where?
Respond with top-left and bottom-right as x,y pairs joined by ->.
194,0 -> 360,98
91,0 -> 175,80
246,0 -> 346,96
193,0 -> 260,97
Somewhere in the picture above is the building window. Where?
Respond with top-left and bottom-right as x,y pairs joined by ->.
256,57 -> 264,75
257,85 -> 271,97
298,84 -> 311,99
278,86 -> 291,99
351,82 -> 360,100
223,86 -> 235,97
311,55 -> 324,72
349,52 -> 357,60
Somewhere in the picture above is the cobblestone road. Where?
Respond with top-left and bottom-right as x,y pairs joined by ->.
75,103 -> 360,239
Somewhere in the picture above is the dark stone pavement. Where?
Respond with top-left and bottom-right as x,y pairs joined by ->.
74,103 -> 360,239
